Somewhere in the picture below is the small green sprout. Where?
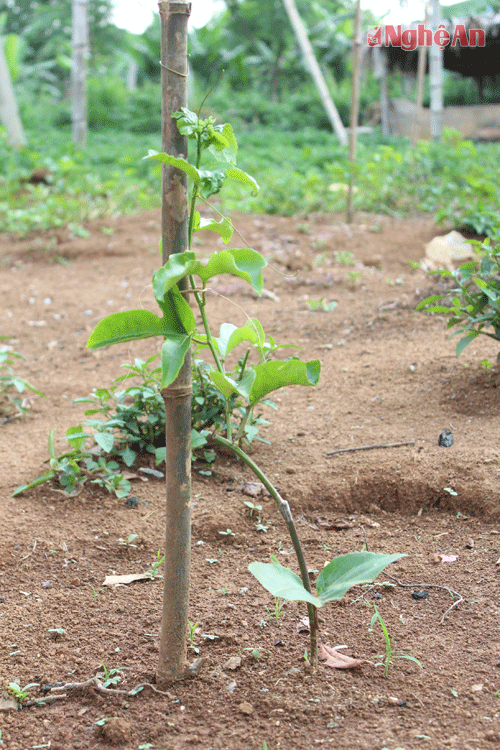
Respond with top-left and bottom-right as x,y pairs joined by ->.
117,533 -> 138,547
370,605 -> 422,677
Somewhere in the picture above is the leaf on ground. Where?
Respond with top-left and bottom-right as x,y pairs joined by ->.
318,644 -> 373,670
432,554 -> 458,563
103,574 -> 155,587
297,617 -> 310,633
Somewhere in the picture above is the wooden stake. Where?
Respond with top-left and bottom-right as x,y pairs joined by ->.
156,0 -> 193,687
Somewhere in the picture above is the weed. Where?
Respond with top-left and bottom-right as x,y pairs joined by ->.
369,605 -> 422,677
6,681 -> 39,707
0,337 -> 43,418
265,596 -> 284,620
244,500 -> 262,518
188,620 -> 198,644
307,298 -> 338,312
417,219 -> 500,358
334,250 -> 356,265
97,663 -> 130,688
145,549 -> 164,579
117,534 -> 138,547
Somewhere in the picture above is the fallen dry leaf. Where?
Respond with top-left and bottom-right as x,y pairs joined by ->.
103,573 -> 154,587
297,617 -> 310,633
318,644 -> 373,670
432,554 -> 458,564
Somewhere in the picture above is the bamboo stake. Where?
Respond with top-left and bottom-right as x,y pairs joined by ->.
156,0 -> 193,688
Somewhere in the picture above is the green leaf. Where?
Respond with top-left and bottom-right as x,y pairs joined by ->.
46,429 -> 56,461
152,253 -> 197,300
195,248 -> 266,295
415,294 -> 447,311
145,150 -> 201,184
209,123 -> 238,164
209,371 -> 239,400
13,472 -> 55,497
157,287 -> 196,336
66,425 -> 90,452
225,166 -> 259,194
315,552 -> 406,605
193,214 -> 234,244
191,428 -> 209,449
455,332 -> 477,355
86,311 -> 165,349
160,335 -> 191,388
224,322 -> 260,357
249,359 -> 321,403
248,562 -> 320,607
94,432 -> 114,453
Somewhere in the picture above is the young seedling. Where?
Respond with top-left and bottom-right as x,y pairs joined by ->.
117,534 -> 138,548
219,528 -> 235,538
146,549 -> 165,579
6,682 -> 39,707
369,605 -> 422,677
265,596 -> 284,621
244,500 -> 262,518
97,663 -> 130,688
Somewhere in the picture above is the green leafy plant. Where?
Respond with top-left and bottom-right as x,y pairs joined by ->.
0,337 -> 43,418
307,298 -> 338,312
6,681 -> 39,707
146,549 -> 165,579
369,605 -> 422,677
416,221 -> 500,357
13,428 -> 132,499
83,107 -> 403,668
97,663 -> 130,688
117,534 -> 138,548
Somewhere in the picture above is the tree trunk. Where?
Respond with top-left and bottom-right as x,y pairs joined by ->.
281,0 -> 347,145
347,0 -> 362,223
429,0 -> 443,141
0,42 -> 26,147
156,0 -> 192,689
71,0 -> 89,146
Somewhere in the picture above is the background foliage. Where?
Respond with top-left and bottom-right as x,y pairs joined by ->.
1,0 -> 500,235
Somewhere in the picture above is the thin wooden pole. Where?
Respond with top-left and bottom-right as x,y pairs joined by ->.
281,0 -> 347,145
156,0 -> 193,687
71,0 -> 88,146
346,0 -> 362,223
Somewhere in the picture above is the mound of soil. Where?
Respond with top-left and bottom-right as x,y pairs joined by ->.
0,211 -> 499,750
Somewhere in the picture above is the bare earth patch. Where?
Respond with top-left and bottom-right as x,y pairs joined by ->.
0,210 -> 499,750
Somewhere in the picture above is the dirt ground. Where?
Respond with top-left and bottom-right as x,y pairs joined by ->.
1,209 -> 499,750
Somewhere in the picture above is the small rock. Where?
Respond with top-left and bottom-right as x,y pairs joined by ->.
387,696 -> 399,705
438,429 -> 454,447
124,496 -> 139,507
238,701 -> 254,715
412,590 -> 429,600
41,581 -> 52,589
226,680 -> 237,694
224,656 -> 242,671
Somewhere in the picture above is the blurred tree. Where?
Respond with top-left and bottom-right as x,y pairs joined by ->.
188,0 -> 356,101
